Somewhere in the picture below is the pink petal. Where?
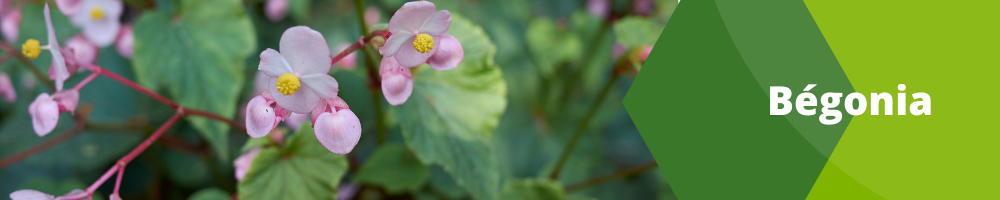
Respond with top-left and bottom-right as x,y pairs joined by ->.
245,95 -> 277,138
252,71 -> 270,96
0,72 -> 15,102
314,109 -> 362,154
55,0 -> 84,16
427,34 -> 463,71
53,189 -> 88,200
52,90 -> 80,115
76,14 -> 120,47
233,148 -> 261,181
257,48 -> 293,77
1,9 -> 21,43
29,93 -> 60,137
66,35 -> 99,65
9,189 -> 55,200
284,113 -> 310,130
418,10 -> 452,36
299,74 -> 339,99
393,35 -> 439,68
379,57 -> 413,106
309,97 -> 350,125
45,4 -> 68,91
377,33 -> 413,57
267,77 -> 321,114
364,7 -> 380,26
115,25 -> 133,59
108,194 -> 121,200
265,0 -> 289,22
278,26 -> 332,76
388,1 -> 436,35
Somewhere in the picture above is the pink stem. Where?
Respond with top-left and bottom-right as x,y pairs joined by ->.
87,64 -> 179,108
114,164 -> 124,194
84,110 -> 183,196
330,30 -> 390,66
85,164 -> 119,194
73,70 -> 102,91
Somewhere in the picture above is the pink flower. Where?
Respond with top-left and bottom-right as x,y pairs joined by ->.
115,25 -> 133,59
257,26 -> 338,114
265,0 -> 288,22
29,90 -> 79,136
364,7 -> 380,26
378,56 -> 412,106
55,0 -> 84,16
245,92 -> 290,138
426,34 -> 463,71
65,34 -> 99,66
0,72 -> 15,102
9,189 -> 89,200
334,43 -> 356,70
1,8 -> 21,43
587,0 -> 610,18
252,71 -> 270,96
70,0 -> 122,47
310,97 -> 361,154
38,4 -> 71,91
234,147 -> 261,181
379,1 -> 453,67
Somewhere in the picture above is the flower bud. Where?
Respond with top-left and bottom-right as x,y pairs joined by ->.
265,0 -> 289,22
28,90 -> 79,137
1,9 -> 22,43
234,148 -> 261,181
116,25 -> 134,59
379,56 -> 412,106
0,72 -> 16,102
314,108 -> 361,155
246,95 -> 278,138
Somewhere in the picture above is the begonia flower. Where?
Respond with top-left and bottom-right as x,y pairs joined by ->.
70,0 -> 122,47
65,34 -> 99,66
234,147 -> 261,181
9,189 -> 88,200
115,24 -> 132,58
1,8 -> 21,43
245,92 -> 291,138
310,97 -> 361,154
22,4 -> 70,91
378,56 -> 412,106
265,0 -> 288,22
55,0 -> 84,16
379,1 -> 453,67
257,26 -> 338,113
364,7 -> 380,26
426,34 -> 463,71
29,90 -> 79,136
0,72 -> 15,102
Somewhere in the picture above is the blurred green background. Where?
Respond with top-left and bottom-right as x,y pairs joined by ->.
0,0 -> 675,199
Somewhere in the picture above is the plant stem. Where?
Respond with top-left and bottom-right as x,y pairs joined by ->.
354,0 -> 387,144
549,73 -> 620,180
564,161 -> 659,193
556,21 -> 612,111
0,104 -> 92,170
85,109 -> 184,196
0,41 -> 56,92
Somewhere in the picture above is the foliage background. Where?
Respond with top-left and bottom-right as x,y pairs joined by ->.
0,0 -> 676,199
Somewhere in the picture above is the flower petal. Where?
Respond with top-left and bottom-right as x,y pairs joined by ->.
54,189 -> 88,200
279,26 -> 332,76
79,16 -> 120,47
268,77 -> 321,114
265,0 -> 289,22
428,34 -> 463,71
393,36 -> 439,67
233,148 -> 261,181
55,0 -> 84,16
299,74 -> 339,99
66,35 -> 99,65
1,9 -> 22,43
314,109 -> 362,154
284,113 -> 310,130
115,25 -> 133,59
45,4 -> 68,91
377,32 -> 413,57
245,95 -> 277,138
252,71 -> 270,96
388,1 -> 436,34
258,48 -> 292,77
0,72 -> 16,102
9,189 -> 55,200
29,93 -> 60,137
379,57 -> 413,106
419,10 -> 452,36
52,90 -> 79,115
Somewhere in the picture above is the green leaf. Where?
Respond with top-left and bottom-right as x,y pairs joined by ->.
526,18 -> 582,76
353,144 -> 430,194
394,15 -> 506,200
133,0 -> 256,159
189,188 -> 231,200
613,17 -> 664,48
237,124 -> 349,200
500,179 -> 592,200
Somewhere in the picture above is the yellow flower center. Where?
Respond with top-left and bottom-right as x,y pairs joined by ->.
276,73 -> 301,95
412,33 -> 434,53
90,7 -> 105,20
22,39 -> 41,59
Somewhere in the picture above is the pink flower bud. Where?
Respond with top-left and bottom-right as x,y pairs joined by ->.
265,0 -> 288,22
379,56 -> 412,106
1,9 -> 21,43
246,95 -> 278,138
587,0 -> 610,18
0,72 -> 15,102
427,34 -> 463,71
269,129 -> 285,144
51,90 -> 79,115
313,99 -> 361,155
115,25 -> 133,59
30,93 -> 61,136
334,43 -> 357,70
364,7 -> 380,26
66,35 -> 99,66
234,148 -> 261,181
54,0 -> 84,16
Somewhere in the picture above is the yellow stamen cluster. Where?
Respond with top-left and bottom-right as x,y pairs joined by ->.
22,39 -> 41,59
413,33 -> 434,53
90,7 -> 105,20
276,73 -> 301,95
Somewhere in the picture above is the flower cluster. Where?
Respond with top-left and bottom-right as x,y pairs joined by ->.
378,1 -> 464,105
245,26 -> 362,155
21,4 -> 83,136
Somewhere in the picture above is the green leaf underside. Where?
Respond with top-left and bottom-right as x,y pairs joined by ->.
133,0 -> 256,159
354,144 -> 431,194
237,124 -> 348,200
394,15 -> 507,200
